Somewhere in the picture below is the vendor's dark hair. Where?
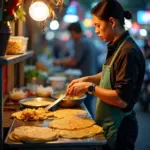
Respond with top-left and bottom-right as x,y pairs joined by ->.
91,0 -> 132,28
67,22 -> 83,33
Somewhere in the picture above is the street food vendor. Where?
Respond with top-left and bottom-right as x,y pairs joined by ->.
66,0 -> 145,150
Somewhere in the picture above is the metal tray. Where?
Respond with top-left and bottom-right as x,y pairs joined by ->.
5,104 -> 107,148
19,97 -> 54,108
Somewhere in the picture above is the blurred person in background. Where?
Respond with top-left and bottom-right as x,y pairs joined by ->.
52,38 -> 72,59
53,22 -> 98,77
66,0 -> 145,150
140,43 -> 150,111
53,22 -> 99,118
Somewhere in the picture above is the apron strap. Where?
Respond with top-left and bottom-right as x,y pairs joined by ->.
109,36 -> 130,68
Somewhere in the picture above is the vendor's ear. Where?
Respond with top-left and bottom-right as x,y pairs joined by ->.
109,17 -> 116,29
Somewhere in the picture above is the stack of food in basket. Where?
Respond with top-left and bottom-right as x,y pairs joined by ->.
6,36 -> 28,54
9,109 -> 103,142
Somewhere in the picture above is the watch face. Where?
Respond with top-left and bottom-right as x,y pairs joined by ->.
88,85 -> 94,92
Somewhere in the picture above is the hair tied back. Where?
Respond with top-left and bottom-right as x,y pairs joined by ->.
124,10 -> 132,20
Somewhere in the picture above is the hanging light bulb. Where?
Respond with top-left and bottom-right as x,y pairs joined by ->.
29,1 -> 50,21
50,20 -> 60,30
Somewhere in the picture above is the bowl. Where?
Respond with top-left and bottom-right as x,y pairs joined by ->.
52,93 -> 87,108
10,89 -> 28,102
48,76 -> 66,90
19,97 -> 54,108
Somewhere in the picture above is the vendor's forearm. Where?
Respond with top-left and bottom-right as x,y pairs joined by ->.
93,86 -> 127,108
85,72 -> 102,85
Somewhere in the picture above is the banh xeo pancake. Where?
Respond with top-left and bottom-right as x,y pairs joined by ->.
59,125 -> 103,139
8,132 -> 20,141
11,108 -> 53,121
53,109 -> 88,118
9,126 -> 58,142
49,117 -> 95,130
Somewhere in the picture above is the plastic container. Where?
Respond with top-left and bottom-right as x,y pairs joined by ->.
6,36 -> 29,54
48,76 -> 67,90
22,37 -> 29,53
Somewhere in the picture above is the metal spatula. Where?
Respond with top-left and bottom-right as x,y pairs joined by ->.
45,94 -> 66,111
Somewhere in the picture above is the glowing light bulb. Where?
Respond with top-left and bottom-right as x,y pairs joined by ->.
139,29 -> 147,37
50,20 -> 59,30
29,2 -> 49,21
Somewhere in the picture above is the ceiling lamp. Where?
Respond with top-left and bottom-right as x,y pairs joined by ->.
63,1 -> 79,23
29,1 -> 50,21
29,0 -> 65,31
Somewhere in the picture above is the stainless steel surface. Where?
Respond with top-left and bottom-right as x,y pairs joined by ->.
5,104 -> 107,148
45,94 -> 66,110
52,93 -> 86,108
19,97 -> 54,108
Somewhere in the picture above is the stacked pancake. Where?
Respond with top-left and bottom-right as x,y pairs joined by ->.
49,117 -> 103,139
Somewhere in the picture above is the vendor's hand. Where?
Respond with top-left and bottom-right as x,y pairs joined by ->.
67,77 -> 87,90
66,82 -> 92,96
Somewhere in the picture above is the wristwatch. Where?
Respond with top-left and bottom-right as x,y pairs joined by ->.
88,84 -> 96,94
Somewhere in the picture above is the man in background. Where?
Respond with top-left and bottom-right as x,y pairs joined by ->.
53,22 -> 98,77
53,22 -> 99,118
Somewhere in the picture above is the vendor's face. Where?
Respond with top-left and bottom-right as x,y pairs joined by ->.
93,15 -> 115,42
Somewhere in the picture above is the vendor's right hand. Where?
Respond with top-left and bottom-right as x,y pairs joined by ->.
67,78 -> 83,89
66,81 -> 91,96
66,78 -> 85,94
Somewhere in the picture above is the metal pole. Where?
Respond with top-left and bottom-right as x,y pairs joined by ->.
0,65 -> 3,150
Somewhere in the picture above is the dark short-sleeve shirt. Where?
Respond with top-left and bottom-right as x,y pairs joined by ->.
105,31 -> 145,112
73,36 -> 98,76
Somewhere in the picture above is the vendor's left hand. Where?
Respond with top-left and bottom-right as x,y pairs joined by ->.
66,82 -> 92,96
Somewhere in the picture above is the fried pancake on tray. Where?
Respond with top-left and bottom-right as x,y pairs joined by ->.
49,117 -> 95,130
53,109 -> 88,118
59,125 -> 103,139
9,126 -> 58,142
8,132 -> 20,141
11,111 -> 23,120
11,108 -> 54,121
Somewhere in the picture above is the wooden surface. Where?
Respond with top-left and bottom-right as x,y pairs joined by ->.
19,61 -> 25,86
0,51 -> 33,65
3,111 -> 16,128
7,64 -> 14,93
0,50 -> 33,150
4,104 -> 107,148
3,102 -> 20,128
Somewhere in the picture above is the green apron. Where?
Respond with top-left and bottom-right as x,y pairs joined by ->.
96,36 -> 132,149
